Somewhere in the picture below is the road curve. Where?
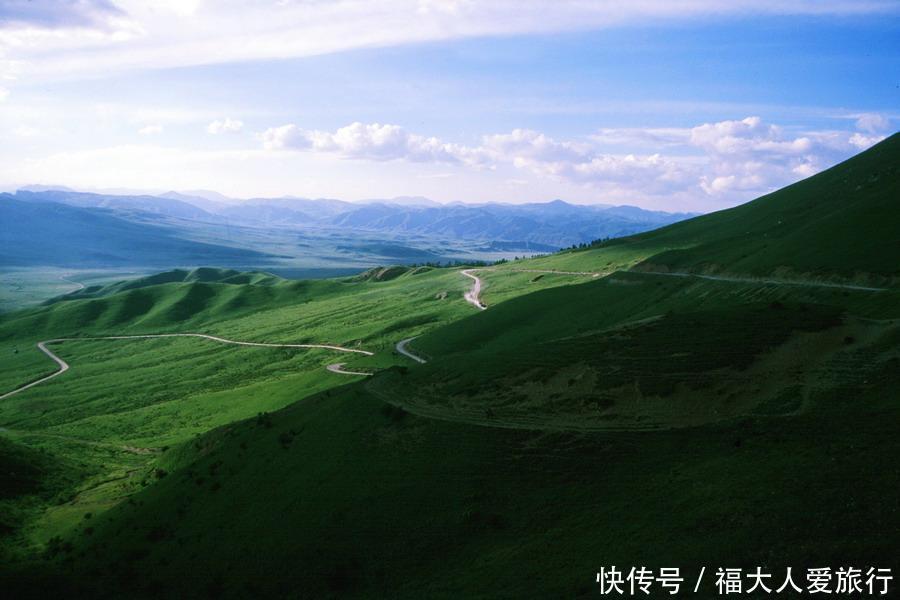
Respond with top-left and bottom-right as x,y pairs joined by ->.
60,274 -> 86,292
1,334 -> 373,400
459,267 -> 600,311
326,363 -> 372,376
395,337 -> 427,364
461,269 -> 487,310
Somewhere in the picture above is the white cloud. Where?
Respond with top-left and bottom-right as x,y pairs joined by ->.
848,132 -> 886,149
4,114 -> 888,210
0,87 -> 8,101
680,116 -> 891,196
138,124 -> 162,135
262,121 -> 482,165
261,116 -> 887,205
1,1 -> 896,83
207,117 -> 243,134
689,116 -> 813,156
482,129 -> 590,163
855,113 -> 891,134
477,129 -> 693,193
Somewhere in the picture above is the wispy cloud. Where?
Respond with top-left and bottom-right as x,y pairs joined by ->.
854,113 -> 892,134
262,122 -> 486,165
2,1 -> 897,84
207,118 -> 244,134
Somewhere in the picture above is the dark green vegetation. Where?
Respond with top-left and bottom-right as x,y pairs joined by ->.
509,133 -> 900,286
1,137 -> 898,598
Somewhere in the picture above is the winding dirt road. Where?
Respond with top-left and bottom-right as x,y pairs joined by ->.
395,337 -> 428,364
326,363 -> 372,376
59,274 -> 86,292
459,266 -> 884,315
1,334 -> 373,400
641,270 -> 887,292
460,267 -> 601,311
7,267 -> 885,397
461,269 -> 487,310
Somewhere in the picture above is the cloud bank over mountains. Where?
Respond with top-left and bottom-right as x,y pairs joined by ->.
261,115 -> 891,203
0,2 -> 894,210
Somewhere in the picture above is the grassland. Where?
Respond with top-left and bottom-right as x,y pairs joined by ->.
494,132 -> 900,287
1,137 -> 898,597
8,353 -> 898,598
0,268 -> 155,313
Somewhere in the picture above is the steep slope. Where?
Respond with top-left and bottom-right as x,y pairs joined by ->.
1,139 -> 897,598
377,136 -> 900,428
15,353 -> 897,598
521,133 -> 900,283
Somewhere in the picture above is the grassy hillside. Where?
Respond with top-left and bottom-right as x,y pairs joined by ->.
502,133 -> 900,286
385,272 -> 900,429
10,356 -> 897,598
1,138 -> 898,597
47,267 -> 280,303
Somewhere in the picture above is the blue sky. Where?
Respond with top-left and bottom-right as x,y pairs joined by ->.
0,1 -> 896,211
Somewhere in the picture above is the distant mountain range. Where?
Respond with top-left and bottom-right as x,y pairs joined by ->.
0,195 -> 273,268
326,200 -> 692,247
5,188 -> 696,253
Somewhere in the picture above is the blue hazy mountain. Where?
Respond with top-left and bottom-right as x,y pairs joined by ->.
12,189 -> 216,221
0,195 -> 273,268
4,189 -> 695,268
327,199 -> 693,247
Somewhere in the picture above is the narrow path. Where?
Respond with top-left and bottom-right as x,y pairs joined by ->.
641,270 -> 887,292
395,337 -> 427,364
59,274 -> 86,292
461,269 -> 487,310
460,267 -> 599,311
8,267 -> 883,400
502,268 -> 601,277
1,334 -> 373,400
326,363 -> 372,376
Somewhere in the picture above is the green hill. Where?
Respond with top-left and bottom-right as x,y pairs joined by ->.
513,133 -> 900,286
1,138 -> 898,597
43,268 -> 282,304
377,136 -> 900,429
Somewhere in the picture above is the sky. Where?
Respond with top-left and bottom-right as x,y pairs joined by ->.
0,1 -> 897,212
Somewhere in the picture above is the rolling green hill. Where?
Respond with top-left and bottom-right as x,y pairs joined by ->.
1,137 -> 898,597
378,136 -> 900,430
506,133 -> 900,286
46,268 -> 281,304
